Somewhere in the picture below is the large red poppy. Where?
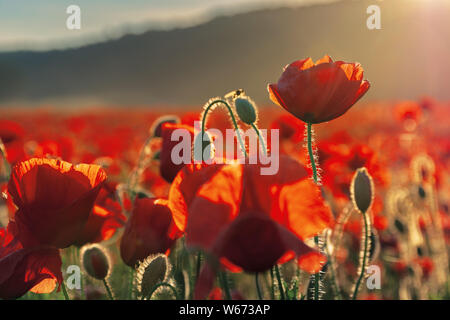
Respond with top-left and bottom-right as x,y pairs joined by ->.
74,182 -> 126,246
7,158 -> 107,248
0,224 -> 62,300
120,197 -> 182,267
268,55 -> 370,124
170,155 -> 333,273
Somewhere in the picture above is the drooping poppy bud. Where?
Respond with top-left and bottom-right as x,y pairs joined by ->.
135,254 -> 170,299
234,96 -> 257,125
150,115 -> 181,138
81,245 -> 110,280
193,132 -> 214,163
350,168 -> 374,213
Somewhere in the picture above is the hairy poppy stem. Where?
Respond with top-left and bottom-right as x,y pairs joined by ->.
219,271 -> 232,300
270,267 -> 275,299
61,281 -> 70,300
250,123 -> 267,155
274,265 -> 285,300
103,279 -> 114,300
255,273 -> 263,300
352,211 -> 370,300
306,123 -> 318,184
128,267 -> 134,300
0,140 -> 10,180
195,252 -> 202,284
306,122 -> 323,300
201,99 -> 248,159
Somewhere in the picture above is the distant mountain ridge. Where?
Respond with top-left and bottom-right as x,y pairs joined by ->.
0,0 -> 449,107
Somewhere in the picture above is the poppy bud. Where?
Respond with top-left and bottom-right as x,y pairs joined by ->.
150,115 -> 181,138
193,132 -> 214,162
136,254 -> 170,299
350,168 -> 374,213
81,245 -> 110,280
234,97 -> 257,125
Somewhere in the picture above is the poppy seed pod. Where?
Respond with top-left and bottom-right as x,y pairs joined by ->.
234,97 -> 257,125
350,168 -> 374,213
136,254 -> 170,299
81,245 -> 110,280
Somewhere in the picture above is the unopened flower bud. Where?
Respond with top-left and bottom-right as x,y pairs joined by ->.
136,254 -> 171,299
235,96 -> 257,125
81,245 -> 110,280
150,115 -> 181,138
193,132 -> 214,162
350,168 -> 374,213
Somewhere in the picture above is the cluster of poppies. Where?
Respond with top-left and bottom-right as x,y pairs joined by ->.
0,56 -> 448,300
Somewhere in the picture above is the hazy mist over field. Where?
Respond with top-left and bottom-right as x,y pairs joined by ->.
0,0 -> 449,107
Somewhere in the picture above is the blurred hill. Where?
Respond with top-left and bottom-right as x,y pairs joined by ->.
0,0 -> 449,107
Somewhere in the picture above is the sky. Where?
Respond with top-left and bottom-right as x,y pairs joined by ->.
0,0 -> 337,51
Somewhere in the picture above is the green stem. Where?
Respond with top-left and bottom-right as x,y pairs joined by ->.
145,282 -> 179,300
250,123 -> 267,156
306,122 -> 323,300
61,281 -> 70,300
314,236 -> 320,300
270,267 -> 275,299
352,212 -> 370,300
128,267 -> 135,300
103,279 -> 114,300
202,99 -> 248,159
195,251 -> 202,284
306,122 -> 318,184
255,273 -> 263,300
219,271 -> 232,300
274,265 -> 285,300
325,242 -> 342,300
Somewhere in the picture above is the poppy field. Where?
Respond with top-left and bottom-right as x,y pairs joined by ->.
0,56 -> 449,301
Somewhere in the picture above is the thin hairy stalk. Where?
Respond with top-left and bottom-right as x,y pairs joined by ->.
352,211 -> 370,300
61,281 -> 70,300
255,273 -> 263,300
305,122 -> 324,300
219,271 -> 232,300
128,267 -> 135,300
325,236 -> 342,300
103,279 -> 114,300
274,265 -> 286,300
270,267 -> 275,299
0,139 -> 10,180
250,123 -> 267,155
127,135 -> 154,199
201,99 -> 248,159
195,252 -> 202,284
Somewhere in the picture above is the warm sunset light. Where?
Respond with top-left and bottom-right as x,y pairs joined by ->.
0,0 -> 449,311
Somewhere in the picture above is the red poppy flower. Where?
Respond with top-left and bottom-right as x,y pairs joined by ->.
160,123 -> 195,183
7,158 -> 107,248
120,197 -> 182,267
268,55 -> 370,123
74,182 -> 126,246
0,224 -> 62,300
172,156 -> 333,273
